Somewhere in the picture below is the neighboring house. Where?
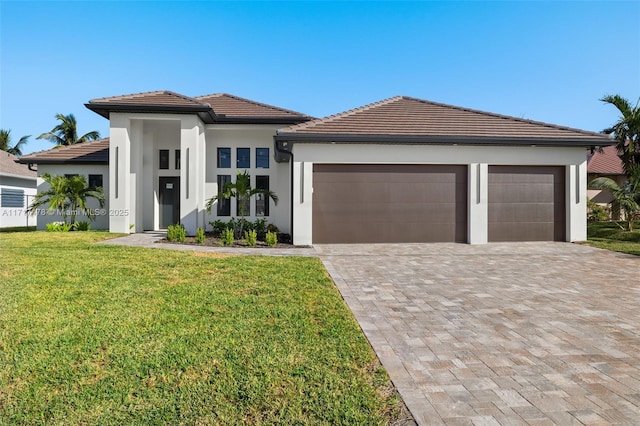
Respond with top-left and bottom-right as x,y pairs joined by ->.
0,151 -> 37,228
587,145 -> 626,204
19,91 -> 612,244
19,139 -> 110,230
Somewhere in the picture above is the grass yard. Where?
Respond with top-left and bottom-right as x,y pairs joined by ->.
0,232 -> 405,424
586,221 -> 640,256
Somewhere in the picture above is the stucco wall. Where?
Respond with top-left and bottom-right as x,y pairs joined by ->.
108,114 -> 291,235
291,143 -> 588,245
0,174 -> 37,228
34,164 -> 110,230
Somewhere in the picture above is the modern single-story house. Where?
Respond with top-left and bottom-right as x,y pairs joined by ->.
0,151 -> 37,228
19,91 -> 612,244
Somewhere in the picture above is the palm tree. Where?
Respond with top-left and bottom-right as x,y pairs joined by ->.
601,95 -> 640,176
205,170 -> 278,238
36,113 -> 100,146
28,174 -> 105,226
588,165 -> 640,231
0,129 -> 30,156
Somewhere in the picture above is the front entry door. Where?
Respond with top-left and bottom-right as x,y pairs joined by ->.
159,177 -> 180,228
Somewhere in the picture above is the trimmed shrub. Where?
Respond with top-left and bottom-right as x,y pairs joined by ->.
254,218 -> 267,240
266,223 -> 279,234
46,222 -> 71,232
167,224 -> 186,243
265,231 -> 278,247
195,227 -> 206,244
209,220 -> 231,237
220,228 -> 234,246
74,221 -> 91,231
244,230 -> 257,247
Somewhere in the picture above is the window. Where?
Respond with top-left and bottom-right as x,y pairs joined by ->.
255,175 -> 270,216
256,148 -> 269,169
1,188 -> 24,208
217,148 -> 231,168
64,174 -> 78,179
88,174 -> 103,189
159,149 -> 169,169
217,175 -> 231,216
175,149 -> 181,169
236,148 -> 250,168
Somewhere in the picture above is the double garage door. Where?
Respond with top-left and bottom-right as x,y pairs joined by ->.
312,164 -> 565,243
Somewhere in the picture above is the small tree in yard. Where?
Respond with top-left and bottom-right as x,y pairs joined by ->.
28,174 -> 105,226
589,166 -> 640,231
205,170 -> 278,239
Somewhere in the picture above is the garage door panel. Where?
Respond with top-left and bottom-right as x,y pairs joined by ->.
490,183 -> 562,203
489,203 -> 555,223
488,166 -> 565,242
313,164 -> 467,243
489,222 -> 556,242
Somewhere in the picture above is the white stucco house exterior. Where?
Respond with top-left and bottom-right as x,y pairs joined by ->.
0,151 -> 37,228
19,91 -> 612,244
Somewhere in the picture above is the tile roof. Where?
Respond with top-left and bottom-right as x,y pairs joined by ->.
277,96 -> 612,145
587,145 -> 624,175
195,93 -> 312,119
18,138 -> 110,164
0,151 -> 37,178
87,91 -> 312,123
89,90 -> 205,107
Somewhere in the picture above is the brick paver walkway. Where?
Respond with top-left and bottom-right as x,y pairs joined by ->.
316,243 -> 640,425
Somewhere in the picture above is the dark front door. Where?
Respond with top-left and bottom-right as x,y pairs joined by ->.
159,177 -> 180,228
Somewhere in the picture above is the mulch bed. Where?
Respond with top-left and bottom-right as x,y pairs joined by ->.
157,235 -> 298,249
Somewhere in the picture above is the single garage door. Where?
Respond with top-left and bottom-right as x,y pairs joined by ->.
312,164 -> 467,243
488,166 -> 565,242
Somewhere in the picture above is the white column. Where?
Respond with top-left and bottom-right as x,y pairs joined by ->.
129,120 -> 144,233
109,114 -> 131,233
179,116 -> 205,236
292,160 -> 313,246
468,163 -> 488,244
567,162 -> 587,242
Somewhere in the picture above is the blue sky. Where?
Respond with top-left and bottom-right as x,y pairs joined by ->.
1,1 -> 638,155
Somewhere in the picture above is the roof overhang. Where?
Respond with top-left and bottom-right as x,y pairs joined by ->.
17,159 -> 108,165
86,103 -> 312,126
273,133 -> 614,162
0,171 -> 37,181
85,102 -> 217,123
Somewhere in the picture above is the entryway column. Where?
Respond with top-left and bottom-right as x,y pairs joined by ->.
468,163 -> 488,244
179,116 -> 206,236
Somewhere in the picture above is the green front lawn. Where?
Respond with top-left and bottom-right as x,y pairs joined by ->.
0,232 -> 403,424
587,221 -> 640,256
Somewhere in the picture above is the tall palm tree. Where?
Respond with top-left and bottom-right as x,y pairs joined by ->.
0,129 -> 30,156
28,174 -> 105,225
205,170 -> 278,237
588,165 -> 640,231
601,95 -> 640,176
36,113 -> 100,146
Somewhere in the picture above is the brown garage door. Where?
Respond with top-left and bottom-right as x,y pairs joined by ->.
488,166 -> 565,242
312,164 -> 467,243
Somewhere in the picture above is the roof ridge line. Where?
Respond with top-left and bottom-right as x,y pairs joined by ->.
195,92 -> 312,117
280,96 -> 403,132
401,96 -> 609,138
89,90 -> 207,106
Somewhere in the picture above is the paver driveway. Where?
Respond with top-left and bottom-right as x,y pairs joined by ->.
315,243 -> 640,425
